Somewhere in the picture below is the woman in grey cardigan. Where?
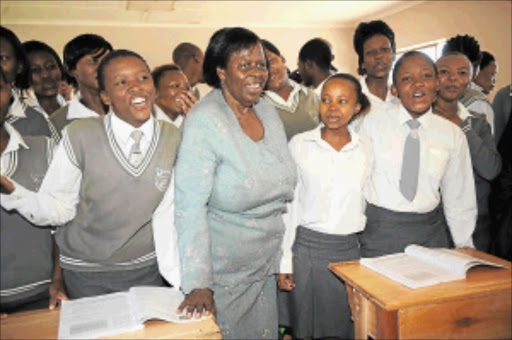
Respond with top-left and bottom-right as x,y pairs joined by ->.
175,27 -> 296,339
433,52 -> 501,252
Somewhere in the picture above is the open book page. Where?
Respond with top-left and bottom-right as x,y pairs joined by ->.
58,292 -> 142,340
130,286 -> 207,323
360,253 -> 463,289
405,245 -> 506,276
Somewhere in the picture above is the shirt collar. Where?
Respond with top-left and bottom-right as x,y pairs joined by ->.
67,92 -> 102,119
470,81 -> 484,93
263,79 -> 307,105
2,122 -> 29,155
8,89 -> 27,118
153,104 -> 173,124
360,75 -> 395,104
397,102 -> 434,130
303,123 -> 361,152
457,101 -> 472,121
110,111 -> 155,145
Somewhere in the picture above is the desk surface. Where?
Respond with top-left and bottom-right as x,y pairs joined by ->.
0,308 -> 222,340
329,248 -> 512,310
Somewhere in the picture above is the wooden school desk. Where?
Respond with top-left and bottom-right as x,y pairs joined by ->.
329,248 -> 512,340
0,307 -> 222,339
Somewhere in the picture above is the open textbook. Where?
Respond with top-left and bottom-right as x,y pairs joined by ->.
360,245 -> 505,289
58,286 -> 208,340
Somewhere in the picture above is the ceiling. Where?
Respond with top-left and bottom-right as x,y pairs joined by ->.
1,0 -> 422,28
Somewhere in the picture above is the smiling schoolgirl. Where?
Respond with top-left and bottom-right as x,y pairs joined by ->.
359,51 -> 477,257
1,50 -> 182,298
279,73 -> 372,339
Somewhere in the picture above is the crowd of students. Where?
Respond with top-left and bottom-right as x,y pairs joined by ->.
0,20 -> 510,339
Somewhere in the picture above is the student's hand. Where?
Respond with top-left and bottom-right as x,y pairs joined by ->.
49,278 -> 69,310
276,273 -> 295,291
172,90 -> 197,115
177,288 -> 215,319
0,175 -> 14,194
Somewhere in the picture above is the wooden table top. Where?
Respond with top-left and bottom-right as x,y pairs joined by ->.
0,307 -> 222,340
329,248 -> 512,310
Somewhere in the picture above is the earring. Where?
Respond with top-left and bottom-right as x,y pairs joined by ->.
220,80 -> 225,88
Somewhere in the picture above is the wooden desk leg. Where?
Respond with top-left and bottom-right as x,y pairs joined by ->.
347,285 -> 368,340
375,307 -> 398,340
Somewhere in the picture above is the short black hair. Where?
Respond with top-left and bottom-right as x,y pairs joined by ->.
151,63 -> 183,88
479,51 -> 496,70
203,27 -> 261,88
22,40 -> 64,80
97,49 -> 150,92
298,38 -> 332,72
353,20 -> 396,76
392,51 -> 437,86
172,42 -> 202,69
322,73 -> 371,119
0,25 -> 30,89
63,33 -> 113,73
442,34 -> 481,68
260,39 -> 281,56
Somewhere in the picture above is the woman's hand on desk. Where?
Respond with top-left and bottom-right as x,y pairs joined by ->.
177,287 -> 215,319
277,273 -> 295,291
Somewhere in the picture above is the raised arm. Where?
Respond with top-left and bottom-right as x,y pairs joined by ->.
0,129 -> 80,226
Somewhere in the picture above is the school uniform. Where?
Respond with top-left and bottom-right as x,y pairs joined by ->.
49,92 -> 100,140
262,79 -> 319,141
461,82 -> 495,135
153,104 -> 184,129
24,88 -> 66,116
1,113 -> 182,298
457,102 -> 501,251
6,89 -> 58,141
351,76 -> 397,131
280,124 -> 372,339
1,123 -> 54,313
359,101 -> 477,257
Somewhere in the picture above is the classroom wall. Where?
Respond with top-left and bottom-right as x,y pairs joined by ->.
4,1 -> 510,98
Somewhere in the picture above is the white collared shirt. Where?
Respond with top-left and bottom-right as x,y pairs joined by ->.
1,123 -> 29,176
154,104 -> 184,128
468,82 -> 494,134
280,124 -> 373,273
313,70 -> 338,97
66,92 -> 101,120
359,101 -> 477,247
360,75 -> 396,111
263,79 -> 308,111
0,113 -> 180,286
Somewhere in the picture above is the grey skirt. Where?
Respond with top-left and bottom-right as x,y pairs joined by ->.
359,203 -> 451,258
289,226 -> 359,339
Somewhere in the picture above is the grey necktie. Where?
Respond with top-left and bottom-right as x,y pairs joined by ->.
400,119 -> 420,201
129,130 -> 143,166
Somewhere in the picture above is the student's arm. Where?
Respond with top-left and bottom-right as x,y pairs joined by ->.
278,139 -> 301,291
152,173 -> 181,287
460,117 -> 502,180
0,130 -> 80,226
440,132 -> 477,248
49,238 -> 68,309
174,111 -> 217,318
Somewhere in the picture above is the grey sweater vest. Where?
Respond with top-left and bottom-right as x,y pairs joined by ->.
49,104 -> 72,139
7,105 -> 58,141
262,88 -> 320,141
55,115 -> 181,272
1,136 -> 53,304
